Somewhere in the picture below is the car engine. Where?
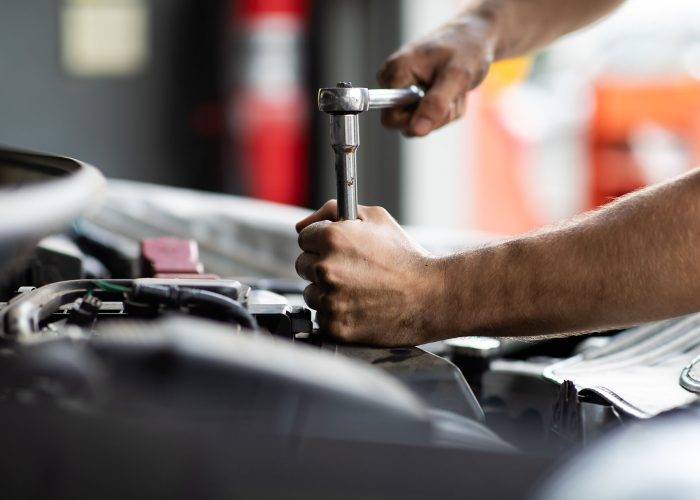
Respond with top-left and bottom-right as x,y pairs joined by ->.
2,146 -> 699,500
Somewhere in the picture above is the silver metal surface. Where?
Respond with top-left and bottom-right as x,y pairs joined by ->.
0,147 -> 105,279
318,82 -> 424,220
0,148 -> 105,239
330,114 -> 359,220
446,337 -> 502,358
318,86 -> 370,114
544,314 -> 700,418
368,86 -> 425,110
318,85 -> 424,114
680,355 -> 700,393
446,336 -> 535,359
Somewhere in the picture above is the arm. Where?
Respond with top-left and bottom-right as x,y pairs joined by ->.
296,169 -> 700,346
481,0 -> 627,60
380,0 -> 626,137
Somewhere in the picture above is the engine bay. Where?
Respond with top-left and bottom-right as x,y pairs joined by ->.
2,147 -> 700,499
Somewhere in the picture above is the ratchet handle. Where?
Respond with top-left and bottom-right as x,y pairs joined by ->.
368,85 -> 425,110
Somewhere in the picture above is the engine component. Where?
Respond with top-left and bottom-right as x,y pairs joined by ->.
544,314 -> 700,418
130,282 -> 258,330
141,237 -> 213,278
67,294 -> 102,327
0,147 -> 104,282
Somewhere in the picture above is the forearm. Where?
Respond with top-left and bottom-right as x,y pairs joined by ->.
459,0 -> 625,60
438,169 -> 700,339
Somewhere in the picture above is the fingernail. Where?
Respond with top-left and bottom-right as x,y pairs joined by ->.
412,117 -> 433,136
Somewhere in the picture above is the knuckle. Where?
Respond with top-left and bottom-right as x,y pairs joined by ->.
322,296 -> 353,340
377,58 -> 401,85
303,284 -> 319,308
327,321 -> 350,342
367,205 -> 388,218
324,291 -> 345,313
421,93 -> 450,118
471,61 -> 491,89
444,63 -> 469,82
323,225 -> 345,250
315,262 -> 334,284
377,60 -> 394,83
414,43 -> 440,58
297,226 -> 315,251
445,62 -> 490,91
320,292 -> 335,311
294,254 -> 303,277
378,51 -> 420,87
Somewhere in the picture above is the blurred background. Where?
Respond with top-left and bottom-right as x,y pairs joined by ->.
2,0 -> 700,235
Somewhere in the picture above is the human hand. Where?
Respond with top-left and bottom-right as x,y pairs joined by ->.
295,200 -> 445,347
377,15 -> 497,137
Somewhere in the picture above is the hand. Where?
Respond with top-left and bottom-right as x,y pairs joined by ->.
295,200 -> 445,346
377,15 -> 497,137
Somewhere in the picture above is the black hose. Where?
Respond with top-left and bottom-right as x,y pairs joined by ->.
0,279 -> 258,337
1,279 -> 133,338
132,284 -> 258,330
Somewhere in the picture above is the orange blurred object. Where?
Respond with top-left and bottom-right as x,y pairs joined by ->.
470,76 -> 700,234
589,80 -> 700,208
471,58 -> 542,235
470,91 -> 542,235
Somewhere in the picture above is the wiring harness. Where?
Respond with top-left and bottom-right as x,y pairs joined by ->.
1,279 -> 258,338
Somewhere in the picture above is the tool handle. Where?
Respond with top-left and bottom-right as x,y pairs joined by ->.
368,85 -> 425,110
331,114 -> 359,221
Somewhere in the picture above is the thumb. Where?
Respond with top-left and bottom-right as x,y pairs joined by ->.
408,66 -> 469,137
295,199 -> 338,233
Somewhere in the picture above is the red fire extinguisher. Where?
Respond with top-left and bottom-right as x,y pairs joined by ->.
227,0 -> 310,206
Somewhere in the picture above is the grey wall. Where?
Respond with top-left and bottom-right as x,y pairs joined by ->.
0,0 -> 406,212
0,0 -> 224,190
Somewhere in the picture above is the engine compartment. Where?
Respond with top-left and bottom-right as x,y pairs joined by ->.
2,147 -> 700,499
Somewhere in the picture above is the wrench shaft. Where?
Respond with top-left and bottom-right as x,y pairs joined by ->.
334,148 -> 358,220
330,114 -> 360,220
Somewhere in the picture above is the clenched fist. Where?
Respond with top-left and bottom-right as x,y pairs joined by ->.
295,200 -> 445,346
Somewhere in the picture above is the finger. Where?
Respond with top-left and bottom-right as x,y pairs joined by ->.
295,251 -> 321,281
451,94 -> 467,122
408,66 -> 470,137
377,53 -> 415,88
303,283 -> 324,311
381,108 -> 412,130
297,221 -> 333,253
315,310 -> 333,337
295,199 -> 338,233
314,307 -> 328,332
377,53 -> 422,131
